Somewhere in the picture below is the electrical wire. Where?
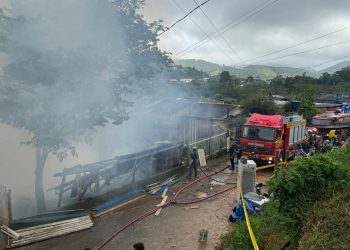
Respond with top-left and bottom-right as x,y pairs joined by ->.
173,0 -> 282,59
193,0 -> 244,63
157,0 -> 211,37
173,0 -> 276,58
171,0 -> 238,65
236,24 -> 350,66
249,39 -> 350,65
279,52 -> 350,76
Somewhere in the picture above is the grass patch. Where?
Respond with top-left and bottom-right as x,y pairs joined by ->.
219,202 -> 293,250
219,147 -> 350,249
299,191 -> 350,250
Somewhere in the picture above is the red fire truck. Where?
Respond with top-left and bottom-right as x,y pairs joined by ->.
240,113 -> 306,164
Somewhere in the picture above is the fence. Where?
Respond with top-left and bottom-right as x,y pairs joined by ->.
0,185 -> 10,226
190,132 -> 227,158
52,142 -> 186,207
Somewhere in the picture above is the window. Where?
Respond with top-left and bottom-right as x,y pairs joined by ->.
242,126 -> 275,141
289,127 -> 294,145
276,129 -> 282,140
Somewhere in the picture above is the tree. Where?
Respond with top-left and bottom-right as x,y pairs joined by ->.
296,87 -> 318,122
219,71 -> 232,85
0,1 -> 169,213
320,72 -> 331,85
246,75 -> 255,84
241,93 -> 278,115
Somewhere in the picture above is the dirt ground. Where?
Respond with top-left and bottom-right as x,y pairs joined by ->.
16,155 -> 272,250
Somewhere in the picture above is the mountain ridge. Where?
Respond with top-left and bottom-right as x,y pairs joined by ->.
320,60 -> 350,74
173,59 -> 330,79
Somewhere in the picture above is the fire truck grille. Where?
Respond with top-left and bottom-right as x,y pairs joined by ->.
242,145 -> 272,153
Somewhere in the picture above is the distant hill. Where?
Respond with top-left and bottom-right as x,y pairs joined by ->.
174,59 -> 319,79
320,61 -> 350,74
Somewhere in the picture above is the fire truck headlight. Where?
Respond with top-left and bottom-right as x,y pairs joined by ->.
268,161 -> 271,164
268,157 -> 272,161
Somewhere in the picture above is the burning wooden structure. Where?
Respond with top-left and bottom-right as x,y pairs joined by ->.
51,142 -> 186,207
50,100 -> 236,207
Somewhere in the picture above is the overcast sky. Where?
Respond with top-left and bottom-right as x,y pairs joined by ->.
1,0 -> 350,69
141,0 -> 350,69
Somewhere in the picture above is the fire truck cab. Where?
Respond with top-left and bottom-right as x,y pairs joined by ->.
240,113 -> 306,164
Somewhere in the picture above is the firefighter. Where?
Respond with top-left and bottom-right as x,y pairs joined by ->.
296,143 -> 308,157
189,147 -> 199,178
229,141 -> 241,171
133,242 -> 145,250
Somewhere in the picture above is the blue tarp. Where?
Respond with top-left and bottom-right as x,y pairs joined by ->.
155,179 -> 180,194
229,198 -> 257,223
95,189 -> 143,212
94,178 -> 181,212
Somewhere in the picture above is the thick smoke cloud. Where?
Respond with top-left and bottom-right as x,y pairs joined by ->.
0,0 -> 177,218
142,0 -> 350,68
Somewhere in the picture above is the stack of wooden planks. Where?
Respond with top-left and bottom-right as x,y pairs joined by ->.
4,215 -> 93,248
145,175 -> 176,195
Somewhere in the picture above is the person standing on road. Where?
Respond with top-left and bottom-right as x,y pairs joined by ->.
133,242 -> 145,250
229,141 -> 241,171
190,147 -> 199,178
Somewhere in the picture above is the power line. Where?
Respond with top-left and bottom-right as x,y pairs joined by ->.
236,24 -> 350,66
248,40 -> 350,65
174,0 -> 276,58
313,54 -> 350,70
157,0 -> 211,37
171,0 -> 238,65
173,0 -> 282,58
290,53 -> 350,75
193,0 -> 244,63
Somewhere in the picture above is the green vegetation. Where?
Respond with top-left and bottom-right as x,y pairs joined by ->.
219,147 -> 350,249
220,71 -> 233,85
241,93 -> 278,115
296,87 -> 319,122
271,68 -> 350,97
299,192 -> 350,249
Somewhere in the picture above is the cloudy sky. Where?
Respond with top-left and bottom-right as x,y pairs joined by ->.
141,0 -> 350,69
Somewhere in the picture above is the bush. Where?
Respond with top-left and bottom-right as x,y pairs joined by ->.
268,147 -> 350,221
241,94 -> 278,115
220,147 -> 350,249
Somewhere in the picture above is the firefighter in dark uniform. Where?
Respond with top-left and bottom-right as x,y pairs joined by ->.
229,141 -> 242,171
189,147 -> 199,178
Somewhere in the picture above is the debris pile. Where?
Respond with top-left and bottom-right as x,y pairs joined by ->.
2,215 -> 93,248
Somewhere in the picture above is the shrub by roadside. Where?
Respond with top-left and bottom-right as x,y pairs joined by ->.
219,147 -> 350,249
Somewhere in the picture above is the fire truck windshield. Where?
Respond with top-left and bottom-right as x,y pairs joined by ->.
311,118 -> 332,126
242,126 -> 275,141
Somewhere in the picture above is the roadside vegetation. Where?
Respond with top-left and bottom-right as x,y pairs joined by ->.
176,67 -> 350,105
219,146 -> 350,249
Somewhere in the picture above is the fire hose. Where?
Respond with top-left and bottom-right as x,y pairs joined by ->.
94,165 -> 236,250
